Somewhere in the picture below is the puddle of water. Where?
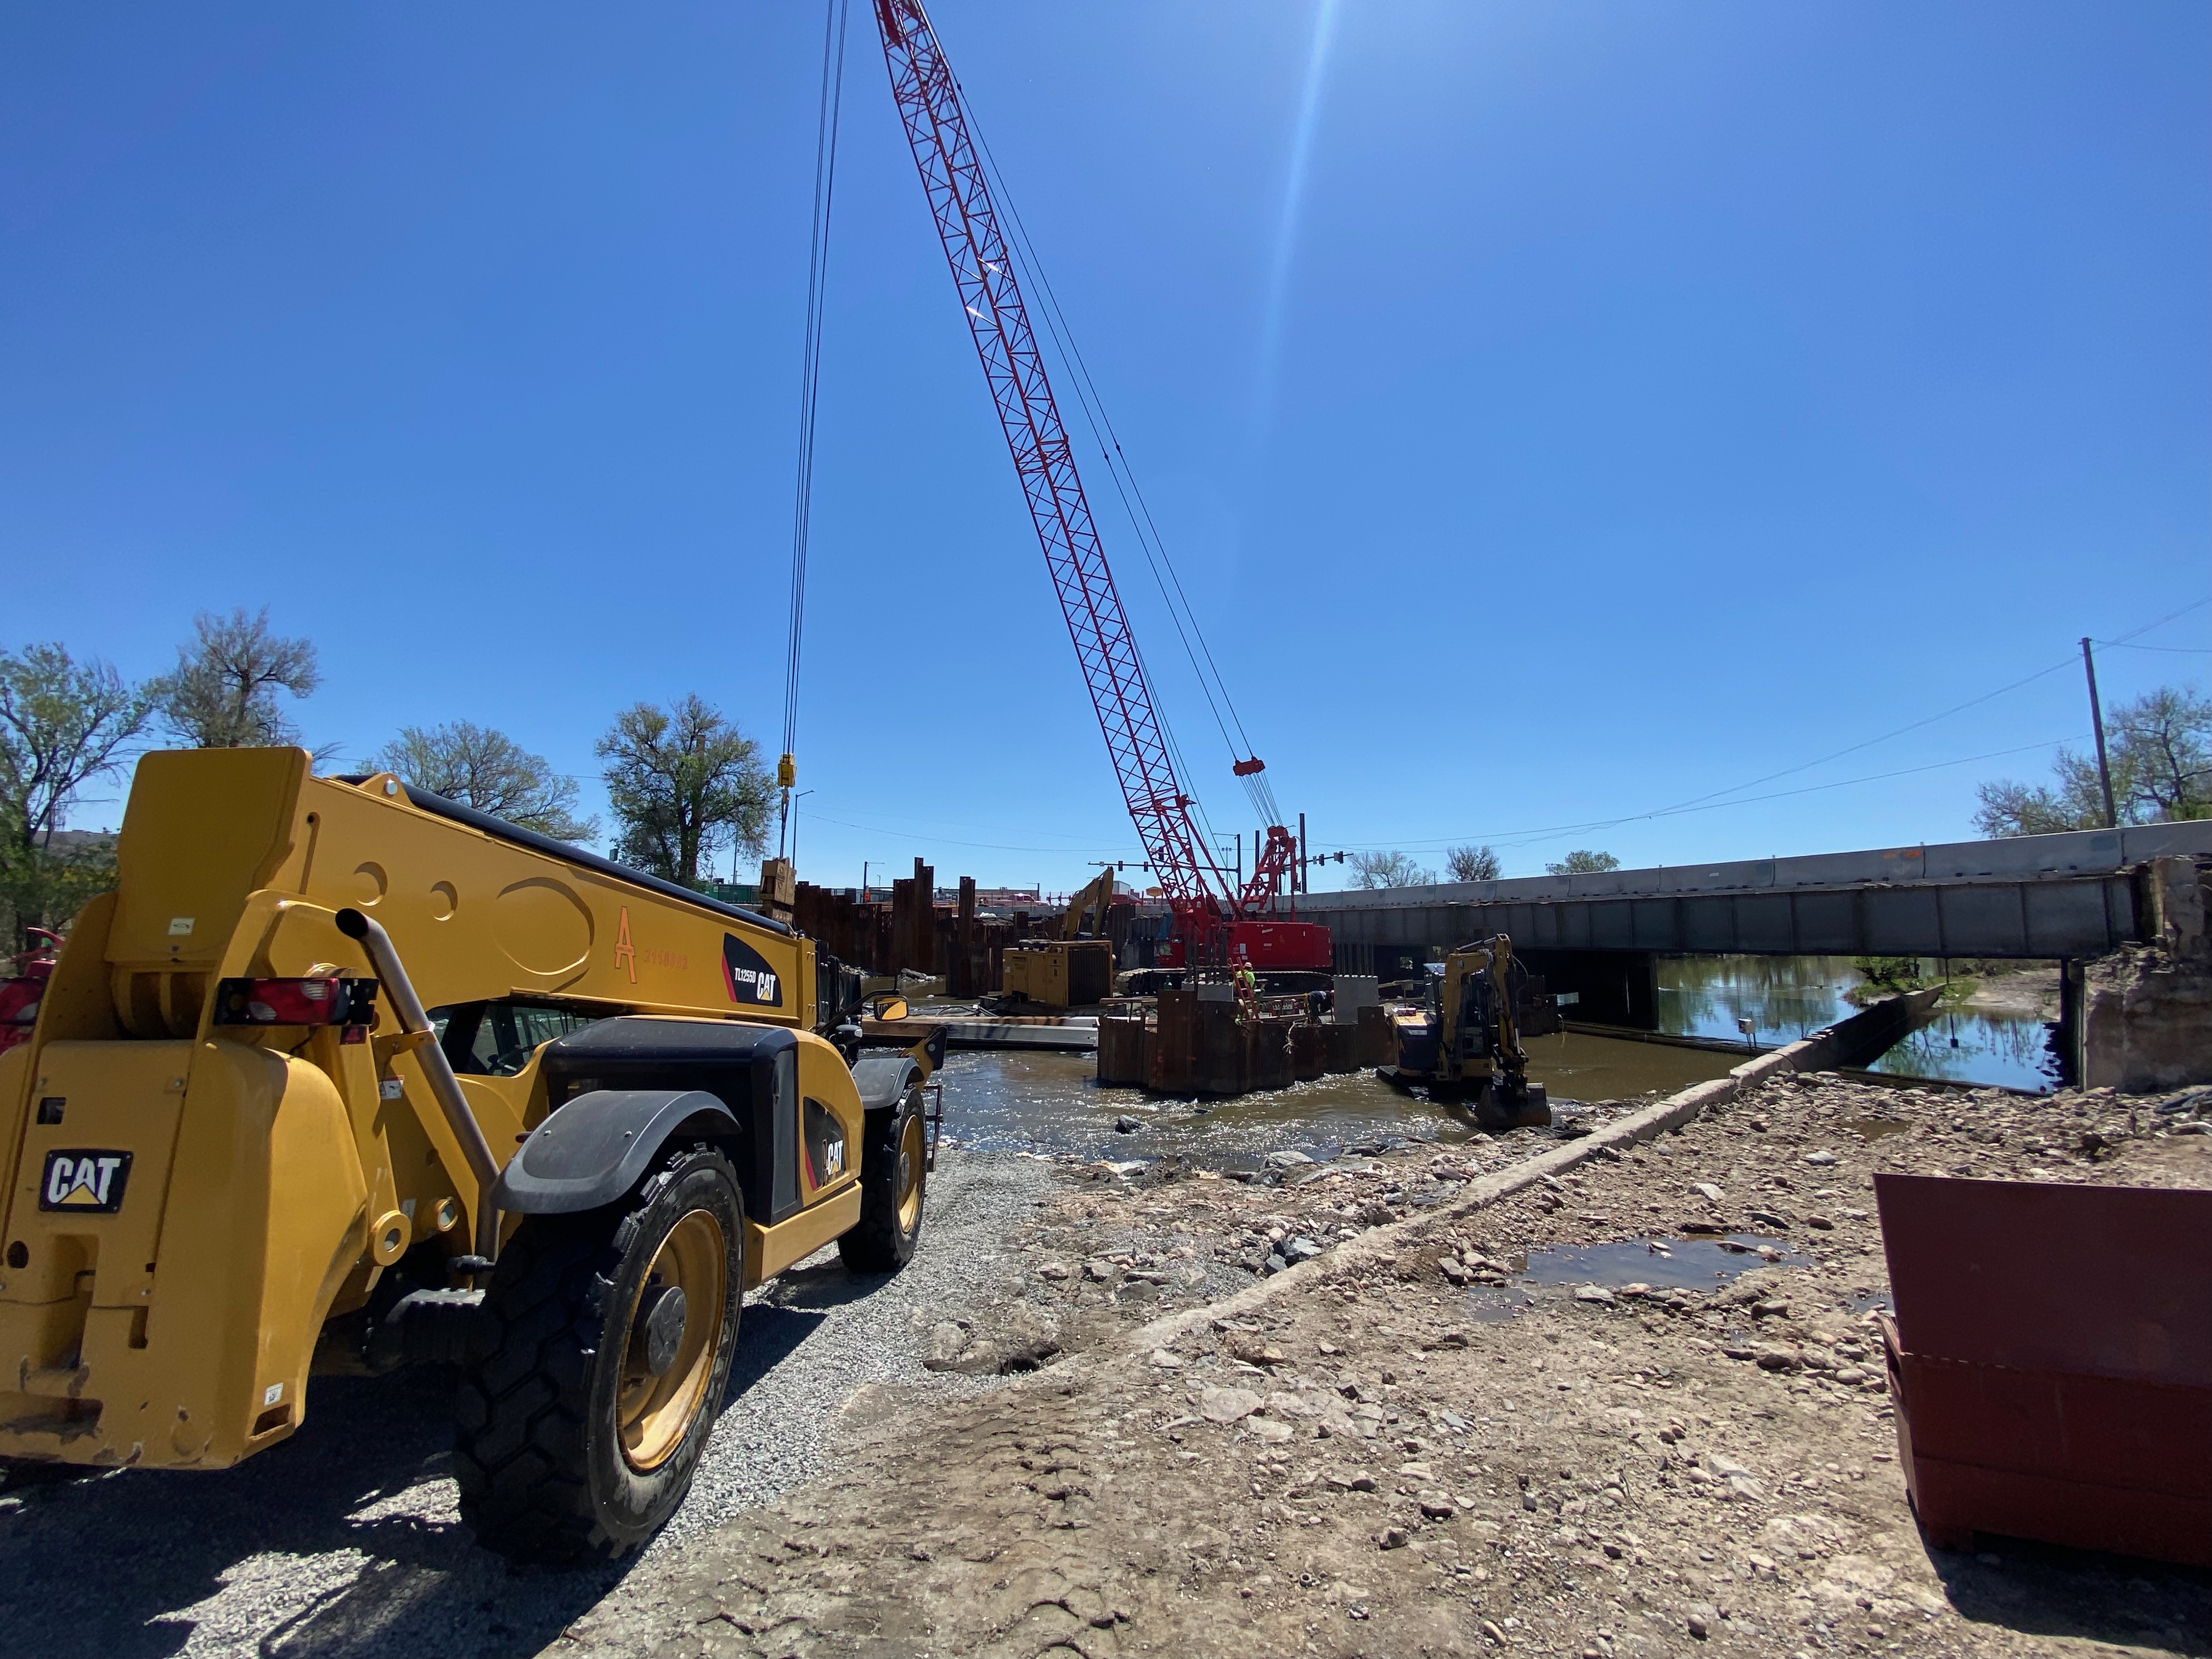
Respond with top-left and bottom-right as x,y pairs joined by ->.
1515,1234 -> 1798,1291
1452,1234 -> 1797,1327
1841,1116 -> 1912,1143
1658,955 -> 2060,1092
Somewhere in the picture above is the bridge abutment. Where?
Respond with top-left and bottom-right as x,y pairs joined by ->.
2081,856 -> 2212,1092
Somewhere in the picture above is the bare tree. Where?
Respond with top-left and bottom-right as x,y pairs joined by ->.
2112,686 -> 2211,822
1975,684 -> 2210,836
158,607 -> 320,748
1546,850 -> 1621,876
1350,850 -> 1435,889
374,722 -> 599,842
596,696 -> 774,887
0,644 -> 155,849
1970,777 -> 2091,839
1446,844 -> 1501,882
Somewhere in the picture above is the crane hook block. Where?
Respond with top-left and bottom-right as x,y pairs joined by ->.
1232,757 -> 1266,777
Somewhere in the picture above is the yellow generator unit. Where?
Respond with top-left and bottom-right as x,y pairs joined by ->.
0,748 -> 934,1562
990,866 -> 1119,1011
997,939 -> 1115,1011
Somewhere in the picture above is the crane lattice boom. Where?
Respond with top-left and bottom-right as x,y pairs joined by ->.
872,0 -> 1330,977
873,0 -> 1224,916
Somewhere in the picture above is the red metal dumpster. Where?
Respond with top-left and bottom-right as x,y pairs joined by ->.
1875,1172 -> 2212,1565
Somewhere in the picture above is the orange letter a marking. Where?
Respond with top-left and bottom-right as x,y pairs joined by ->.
615,906 -> 637,984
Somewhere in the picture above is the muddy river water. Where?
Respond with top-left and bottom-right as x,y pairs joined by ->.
931,955 -> 2057,1164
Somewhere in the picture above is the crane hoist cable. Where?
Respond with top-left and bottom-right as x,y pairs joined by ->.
968,126 -> 1282,829
778,0 -> 853,861
872,0 -> 1243,920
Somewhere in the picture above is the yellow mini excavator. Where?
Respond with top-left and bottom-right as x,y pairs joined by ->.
0,748 -> 938,1562
1378,933 -> 1552,1130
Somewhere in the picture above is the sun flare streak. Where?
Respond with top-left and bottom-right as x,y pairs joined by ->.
1252,0 -> 1342,458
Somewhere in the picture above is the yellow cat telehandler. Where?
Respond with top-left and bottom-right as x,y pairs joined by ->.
0,748 -> 936,1561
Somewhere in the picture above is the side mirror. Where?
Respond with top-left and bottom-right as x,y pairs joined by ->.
872,996 -> 910,1022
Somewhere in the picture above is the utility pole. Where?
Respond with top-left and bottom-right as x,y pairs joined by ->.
2081,637 -> 2118,829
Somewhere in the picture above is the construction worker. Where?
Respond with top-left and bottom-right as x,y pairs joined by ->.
1234,950 -> 1259,1016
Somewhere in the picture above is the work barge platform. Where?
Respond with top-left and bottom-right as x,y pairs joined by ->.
1096,990 -> 1396,1096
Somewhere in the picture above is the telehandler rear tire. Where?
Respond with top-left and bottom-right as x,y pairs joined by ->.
454,1143 -> 744,1564
837,1085 -> 927,1273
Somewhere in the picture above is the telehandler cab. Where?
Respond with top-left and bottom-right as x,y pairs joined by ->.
0,748 -> 934,1562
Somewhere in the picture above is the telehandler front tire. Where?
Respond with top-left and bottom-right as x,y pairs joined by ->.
836,1085 -> 927,1274
454,1143 -> 743,1564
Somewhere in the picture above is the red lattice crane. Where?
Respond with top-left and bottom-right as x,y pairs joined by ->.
872,0 -> 1328,979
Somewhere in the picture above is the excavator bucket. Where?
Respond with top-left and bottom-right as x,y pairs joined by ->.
1874,1172 -> 2212,1565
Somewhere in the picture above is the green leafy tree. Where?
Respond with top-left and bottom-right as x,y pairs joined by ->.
0,644 -> 155,951
157,607 -> 321,748
1547,850 -> 1621,875
373,721 -> 598,842
596,696 -> 774,887
1446,844 -> 1501,882
1974,685 -> 2210,836
1851,955 -> 1923,991
1349,850 -> 1435,889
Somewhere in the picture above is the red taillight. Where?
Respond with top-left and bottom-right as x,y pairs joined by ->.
213,977 -> 379,1027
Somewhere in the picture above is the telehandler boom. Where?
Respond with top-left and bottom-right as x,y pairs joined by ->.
0,748 -> 932,1561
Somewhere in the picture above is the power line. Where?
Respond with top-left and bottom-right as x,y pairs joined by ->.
967,119 -> 1280,828
1373,596 -> 2212,852
2098,596 -> 2209,647
798,808 -> 1141,856
1325,735 -> 2089,855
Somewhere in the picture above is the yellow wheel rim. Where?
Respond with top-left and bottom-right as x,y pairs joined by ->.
895,1109 -> 926,1236
616,1208 -> 728,1474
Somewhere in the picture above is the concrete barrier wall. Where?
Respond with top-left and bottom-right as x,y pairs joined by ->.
1302,874 -> 2142,961
1285,822 -> 2212,913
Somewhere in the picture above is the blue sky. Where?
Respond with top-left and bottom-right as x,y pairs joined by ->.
4,1 -> 2207,893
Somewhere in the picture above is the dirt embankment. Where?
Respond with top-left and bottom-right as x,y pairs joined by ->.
554,1077 -> 2212,1659
1961,967 -> 2062,1020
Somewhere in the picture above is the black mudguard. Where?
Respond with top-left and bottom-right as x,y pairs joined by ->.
849,1054 -> 921,1113
494,1089 -> 740,1214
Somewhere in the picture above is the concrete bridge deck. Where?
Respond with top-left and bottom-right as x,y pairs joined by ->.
1276,822 -> 2212,970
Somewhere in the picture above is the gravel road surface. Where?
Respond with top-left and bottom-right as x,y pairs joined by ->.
0,1149 -> 1053,1659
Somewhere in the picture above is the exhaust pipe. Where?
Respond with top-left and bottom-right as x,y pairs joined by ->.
336,907 -> 502,1265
